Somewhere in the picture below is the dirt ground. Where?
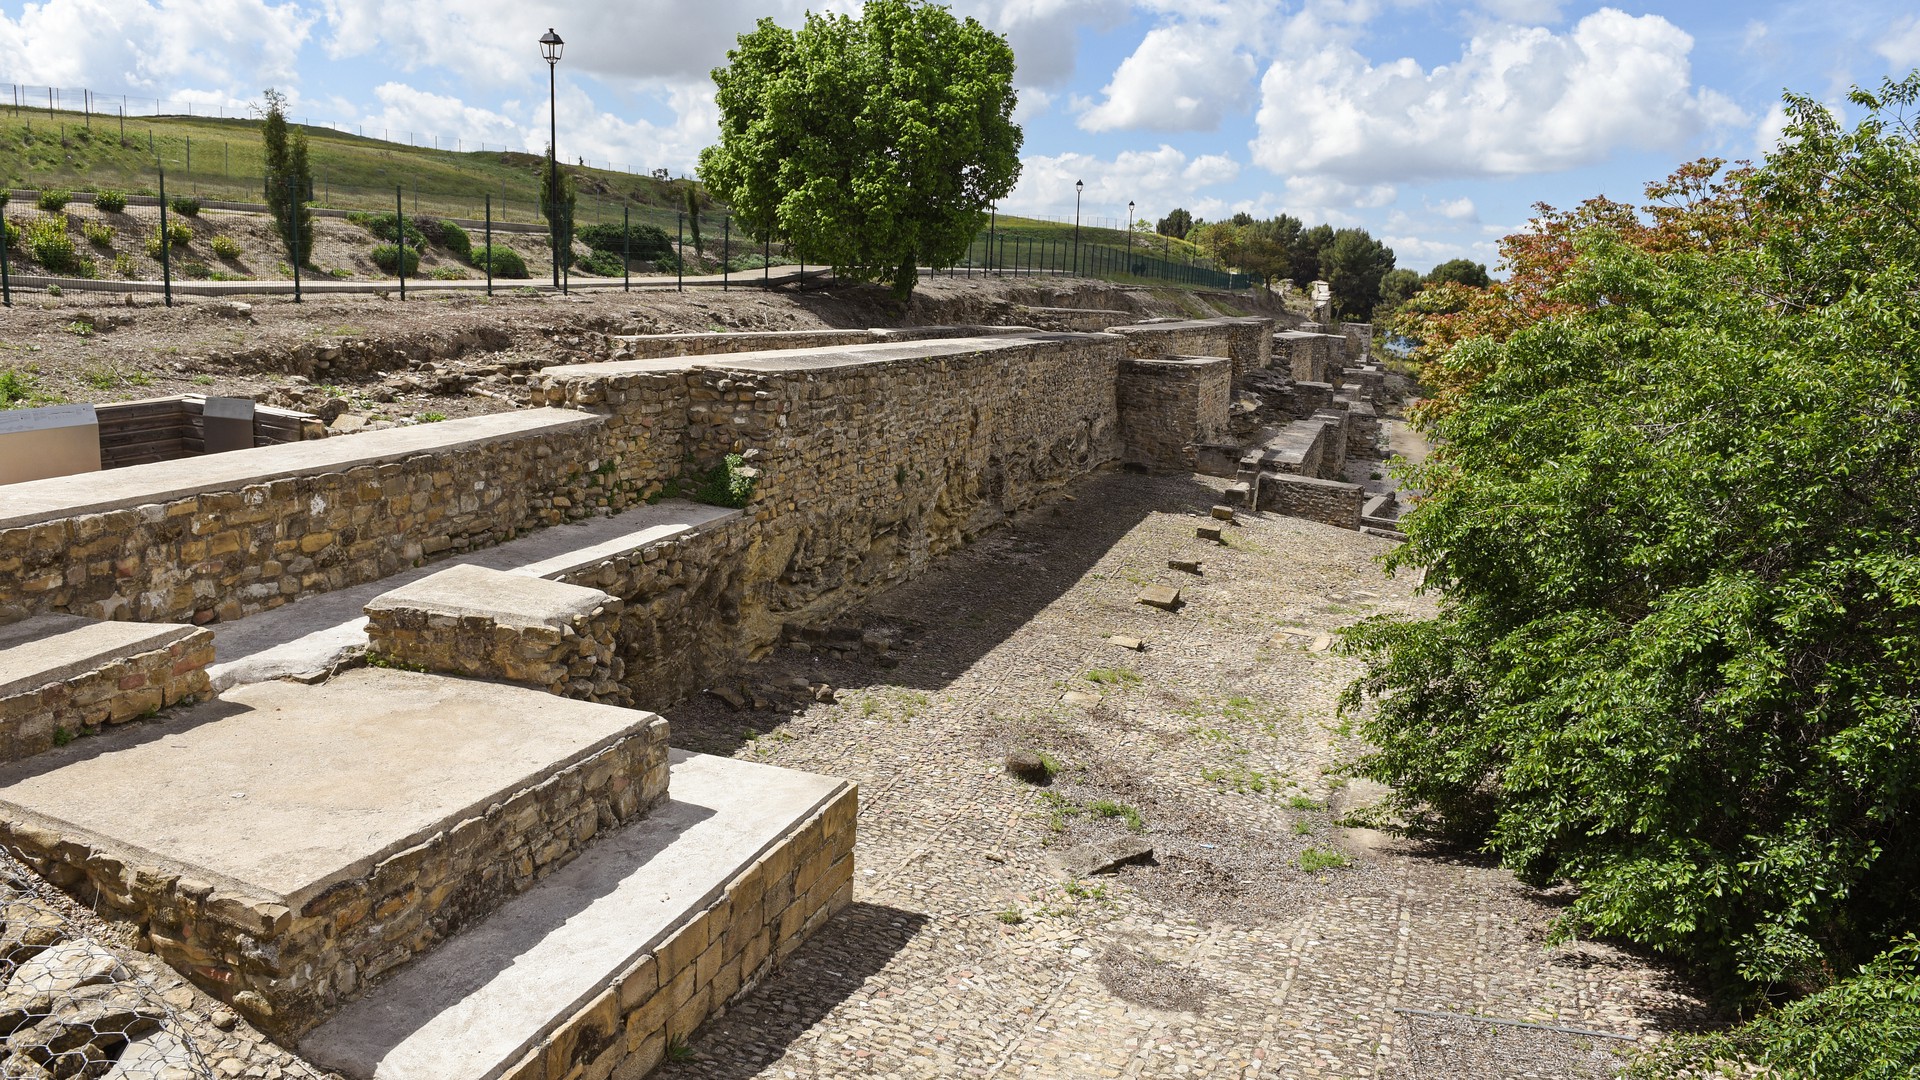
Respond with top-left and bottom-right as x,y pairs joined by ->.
651,470 -> 1713,1080
0,276 -> 1274,426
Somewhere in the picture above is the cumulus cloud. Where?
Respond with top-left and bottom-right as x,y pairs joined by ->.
1003,144 -> 1243,222
1432,196 -> 1478,221
1252,8 -> 1747,184
1473,0 -> 1566,24
1078,19 -> 1257,132
0,0 -> 310,100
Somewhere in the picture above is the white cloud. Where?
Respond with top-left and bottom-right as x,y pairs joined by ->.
1473,0 -> 1566,24
1003,145 -> 1243,223
1078,19 -> 1257,132
1433,196 -> 1478,221
0,0 -> 311,100
1877,15 -> 1920,68
1754,101 -> 1791,155
1252,8 -> 1747,184
1382,233 -> 1498,273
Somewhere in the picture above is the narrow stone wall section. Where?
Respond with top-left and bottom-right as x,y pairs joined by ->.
498,783 -> 857,1080
0,630 -> 213,762
1256,473 -> 1365,529
365,565 -> 630,706
1117,356 -> 1231,472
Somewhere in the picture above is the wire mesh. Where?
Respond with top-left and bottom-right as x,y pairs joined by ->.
0,847 -> 216,1079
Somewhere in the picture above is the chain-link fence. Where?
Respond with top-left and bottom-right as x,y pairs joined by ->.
1387,1007 -> 1639,1080
0,846 -> 216,1079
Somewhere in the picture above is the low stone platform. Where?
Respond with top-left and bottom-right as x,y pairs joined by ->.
0,668 -> 670,1037
302,750 -> 855,1080
0,615 -> 213,762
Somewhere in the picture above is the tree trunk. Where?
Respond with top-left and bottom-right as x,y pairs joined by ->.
891,259 -> 917,301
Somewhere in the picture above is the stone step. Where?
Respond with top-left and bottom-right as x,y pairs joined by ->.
0,668 -> 671,1038
301,750 -> 855,1080
0,614 -> 214,764
206,500 -> 740,690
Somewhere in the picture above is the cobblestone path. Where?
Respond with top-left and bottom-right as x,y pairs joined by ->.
658,472 -> 1708,1079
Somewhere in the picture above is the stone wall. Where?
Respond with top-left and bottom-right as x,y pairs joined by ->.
1117,356 -> 1231,472
1345,400 -> 1381,458
365,566 -> 630,706
1291,380 -> 1334,418
0,411 -> 611,625
611,330 -> 873,361
1339,322 -> 1373,362
498,782 -> 856,1080
0,717 -> 672,1039
1107,318 -> 1272,380
0,629 -> 213,762
1256,473 -> 1365,529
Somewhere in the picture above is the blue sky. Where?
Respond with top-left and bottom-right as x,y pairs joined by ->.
4,0 -> 1918,271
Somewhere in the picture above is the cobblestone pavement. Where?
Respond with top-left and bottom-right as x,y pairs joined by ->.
658,471 -> 1711,1079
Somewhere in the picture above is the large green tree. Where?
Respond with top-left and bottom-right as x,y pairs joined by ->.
1343,76 -> 1920,1001
699,0 -> 1022,300
1321,227 -> 1395,319
261,89 -> 313,265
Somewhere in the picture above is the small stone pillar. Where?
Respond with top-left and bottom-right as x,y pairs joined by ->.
364,565 -> 629,705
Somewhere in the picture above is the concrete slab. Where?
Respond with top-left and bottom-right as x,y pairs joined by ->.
0,615 -> 203,698
540,331 -> 1114,381
366,566 -> 611,631
0,668 -> 659,906
301,750 -> 849,1080
206,501 -> 739,690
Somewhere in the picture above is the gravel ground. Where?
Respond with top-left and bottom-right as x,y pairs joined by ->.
656,470 -> 1712,1079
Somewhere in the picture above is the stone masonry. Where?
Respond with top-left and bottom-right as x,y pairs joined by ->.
0,626 -> 213,763
365,565 -> 630,706
1117,355 -> 1231,472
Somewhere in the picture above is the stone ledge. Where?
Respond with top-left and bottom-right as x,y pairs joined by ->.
0,616 -> 205,699
301,751 -> 854,1080
0,408 -> 602,531
0,669 -> 671,1037
0,616 -> 214,762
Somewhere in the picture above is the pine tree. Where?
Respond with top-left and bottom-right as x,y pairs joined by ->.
261,89 -> 313,265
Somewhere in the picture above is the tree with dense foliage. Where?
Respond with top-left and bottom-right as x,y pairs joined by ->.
699,0 -> 1021,300
539,152 -> 576,271
1156,207 -> 1192,239
1320,227 -> 1394,319
1292,223 -> 1333,283
1424,258 -> 1489,288
1376,267 -> 1422,311
260,89 -> 313,265
1342,76 -> 1920,1056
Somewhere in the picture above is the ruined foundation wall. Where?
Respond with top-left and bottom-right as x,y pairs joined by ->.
1118,356 -> 1231,473
1257,473 -> 1365,530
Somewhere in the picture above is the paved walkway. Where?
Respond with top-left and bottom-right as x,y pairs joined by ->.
654,470 -> 1706,1079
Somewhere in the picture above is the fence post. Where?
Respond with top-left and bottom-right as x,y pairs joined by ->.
623,203 -> 630,293
1,199 -> 10,307
988,204 -> 996,275
396,185 -> 406,300
289,173 -> 302,304
158,167 -> 173,307
484,193 -> 493,297
723,215 -> 730,292
676,210 -> 683,292
764,235 -> 769,286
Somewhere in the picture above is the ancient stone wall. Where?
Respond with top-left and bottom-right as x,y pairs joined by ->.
0,412 -> 613,625
0,718 -> 672,1039
0,630 -> 212,763
1117,356 -> 1231,472
611,330 -> 873,361
1339,322 -> 1373,362
1108,318 -> 1272,380
1256,473 -> 1365,529
498,783 -> 856,1080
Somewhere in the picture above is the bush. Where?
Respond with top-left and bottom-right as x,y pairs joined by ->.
143,221 -> 193,259
35,188 -> 70,212
111,253 -> 135,278
81,221 -> 115,248
683,454 -> 757,508
23,214 -> 91,275
210,235 -> 242,259
92,190 -> 128,213
470,244 -> 529,279
371,242 -> 420,276
168,196 -> 200,216
427,265 -> 467,280
179,261 -> 211,280
415,217 -> 471,263
349,211 -> 426,249
576,222 -> 671,260
579,249 -> 626,277
3,218 -> 21,250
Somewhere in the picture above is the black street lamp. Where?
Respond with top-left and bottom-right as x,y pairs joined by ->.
1126,200 -> 1134,278
1073,180 -> 1084,276
541,28 -> 565,293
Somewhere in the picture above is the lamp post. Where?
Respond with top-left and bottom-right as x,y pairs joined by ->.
1073,180 -> 1084,276
541,28 -> 565,292
1126,200 -> 1134,279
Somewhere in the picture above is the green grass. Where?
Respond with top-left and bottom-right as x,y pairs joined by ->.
1298,847 -> 1350,873
1083,666 -> 1143,686
1088,798 -> 1146,832
996,908 -> 1025,925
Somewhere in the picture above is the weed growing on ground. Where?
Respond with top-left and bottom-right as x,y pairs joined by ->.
997,908 -> 1025,925
80,363 -> 150,389
1287,795 -> 1320,811
1088,798 -> 1146,832
1201,763 -> 1278,795
1084,666 -> 1142,686
1298,847 -> 1350,873
1063,880 -> 1112,902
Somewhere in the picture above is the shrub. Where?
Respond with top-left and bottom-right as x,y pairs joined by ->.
470,244 -> 529,279
349,211 -> 426,249
684,453 -> 758,509
576,222 -> 671,260
179,261 -> 212,280
23,215 -> 91,275
168,196 -> 200,216
143,221 -> 192,259
111,254 -> 135,278
210,235 -> 242,259
35,188 -> 70,212
92,190 -> 128,213
427,265 -> 466,280
82,221 -> 115,248
371,242 -> 420,276
415,217 -> 471,262
3,218 -> 20,250
579,249 -> 625,277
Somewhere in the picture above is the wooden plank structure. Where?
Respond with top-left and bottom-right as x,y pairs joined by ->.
92,396 -> 324,469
